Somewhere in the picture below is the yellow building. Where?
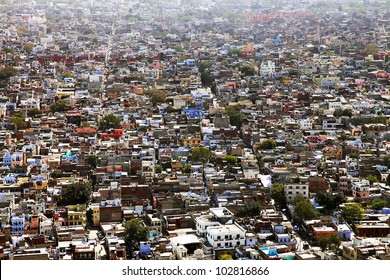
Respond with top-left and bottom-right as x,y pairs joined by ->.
90,204 -> 100,227
322,146 -> 342,160
182,133 -> 201,147
67,204 -> 86,226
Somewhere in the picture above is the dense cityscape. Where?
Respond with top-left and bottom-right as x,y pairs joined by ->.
0,0 -> 390,261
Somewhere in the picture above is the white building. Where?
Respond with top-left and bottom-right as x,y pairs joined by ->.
284,184 -> 309,202
299,118 -> 313,130
322,116 -> 338,130
19,98 -> 40,112
196,215 -> 221,237
206,223 -> 246,250
260,60 -> 276,77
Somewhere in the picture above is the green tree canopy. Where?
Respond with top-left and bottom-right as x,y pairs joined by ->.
270,183 -> 286,209
341,204 -> 365,224
318,234 -> 341,252
315,191 -> 346,215
27,108 -> 42,118
85,155 -> 98,169
293,195 -> 318,222
365,43 -> 379,55
227,49 -> 241,57
182,164 -> 192,174
23,43 -> 34,54
367,199 -> 388,211
0,67 -> 19,81
223,106 -> 244,129
333,108 -> 353,118
224,155 -> 238,165
240,65 -> 256,76
50,100 -> 68,113
256,139 -> 277,150
59,182 -> 92,206
155,165 -> 163,174
191,146 -> 211,163
198,61 -> 210,73
200,72 -> 215,87
364,174 -> 378,185
10,115 -> 28,131
99,113 -> 122,131
235,201 -> 262,218
382,155 -> 390,168
124,218 -> 148,256
144,88 -> 167,104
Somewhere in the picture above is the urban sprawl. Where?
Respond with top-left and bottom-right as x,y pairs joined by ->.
0,0 -> 390,261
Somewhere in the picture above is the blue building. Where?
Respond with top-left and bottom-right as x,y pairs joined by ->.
184,107 -> 204,120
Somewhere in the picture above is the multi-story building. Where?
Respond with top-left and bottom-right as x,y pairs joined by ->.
260,60 -> 276,77
206,223 -> 246,250
352,179 -> 370,203
10,214 -> 25,235
284,184 -> 309,202
67,204 -> 86,227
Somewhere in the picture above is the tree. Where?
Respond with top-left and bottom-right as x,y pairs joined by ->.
366,44 -> 379,55
333,108 -> 352,118
367,199 -> 388,211
318,234 -> 340,251
50,100 -> 68,113
3,47 -> 14,54
62,72 -> 74,79
315,191 -> 345,215
182,164 -> 192,174
191,146 -> 211,163
328,233 -> 341,250
341,204 -> 365,224
223,106 -> 244,129
235,201 -> 262,218
124,218 -> 148,257
318,235 -> 329,251
270,183 -> 286,209
200,72 -> 215,87
59,182 -> 92,206
27,108 -> 42,118
219,253 -> 233,260
10,115 -> 28,130
365,174 -> 378,185
227,49 -> 241,57
382,155 -> 390,169
256,139 -> 277,150
198,61 -> 210,73
349,152 -> 358,159
0,67 -> 19,81
23,43 -> 34,54
293,195 -> 318,222
224,155 -> 238,165
99,113 -> 122,131
155,165 -> 163,174
240,65 -> 256,76
144,88 -> 167,104
85,155 -> 98,169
